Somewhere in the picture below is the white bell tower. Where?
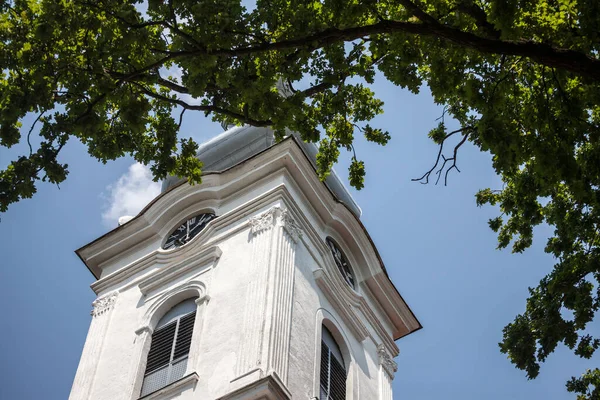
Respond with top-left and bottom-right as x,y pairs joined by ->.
69,126 -> 421,400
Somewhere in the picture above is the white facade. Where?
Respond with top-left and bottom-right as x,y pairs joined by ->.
70,131 -> 420,400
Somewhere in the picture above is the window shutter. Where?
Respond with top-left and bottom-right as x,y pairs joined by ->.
145,321 -> 177,374
173,311 -> 195,360
320,339 -> 347,400
329,355 -> 346,400
320,342 -> 330,395
141,306 -> 197,397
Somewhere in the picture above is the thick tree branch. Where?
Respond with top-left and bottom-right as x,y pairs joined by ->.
115,18 -> 599,81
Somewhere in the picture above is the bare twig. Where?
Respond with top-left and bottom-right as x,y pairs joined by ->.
442,133 -> 469,185
412,126 -> 473,185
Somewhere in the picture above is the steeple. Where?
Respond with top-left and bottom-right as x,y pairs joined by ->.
70,126 -> 420,400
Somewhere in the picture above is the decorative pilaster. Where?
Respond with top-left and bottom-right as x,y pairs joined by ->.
234,206 -> 302,385
377,344 -> 397,400
264,208 -> 301,384
69,292 -> 119,400
235,207 -> 279,379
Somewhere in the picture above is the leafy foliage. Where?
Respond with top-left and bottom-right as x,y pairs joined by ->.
1,0 -> 599,396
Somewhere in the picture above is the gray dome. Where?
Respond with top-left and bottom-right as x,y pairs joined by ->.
162,126 -> 362,218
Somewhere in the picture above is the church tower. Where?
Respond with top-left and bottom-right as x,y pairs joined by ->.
69,126 -> 421,400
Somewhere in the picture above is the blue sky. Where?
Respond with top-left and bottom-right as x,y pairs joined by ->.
0,76 -> 597,399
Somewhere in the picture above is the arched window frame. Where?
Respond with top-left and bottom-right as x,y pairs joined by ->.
131,280 -> 209,399
313,309 -> 357,400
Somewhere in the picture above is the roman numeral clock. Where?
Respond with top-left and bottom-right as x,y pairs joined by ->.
163,213 -> 216,250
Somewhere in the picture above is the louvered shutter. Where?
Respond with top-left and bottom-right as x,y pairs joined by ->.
320,343 -> 330,398
173,311 -> 195,360
320,340 -> 347,400
329,355 -> 346,400
145,321 -> 177,374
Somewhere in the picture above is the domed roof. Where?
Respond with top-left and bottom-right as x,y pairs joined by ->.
161,125 -> 362,217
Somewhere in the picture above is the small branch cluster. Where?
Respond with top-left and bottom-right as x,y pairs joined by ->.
412,126 -> 473,186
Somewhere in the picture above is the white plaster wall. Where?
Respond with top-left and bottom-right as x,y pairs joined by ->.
71,174 -> 400,400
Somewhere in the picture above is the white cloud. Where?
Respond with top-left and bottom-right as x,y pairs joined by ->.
102,163 -> 162,227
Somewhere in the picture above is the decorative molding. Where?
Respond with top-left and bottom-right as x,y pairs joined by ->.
280,208 -> 302,243
91,292 -> 118,317
314,268 -> 369,342
377,344 -> 398,378
249,206 -> 278,234
138,245 -> 221,295
315,255 -> 399,356
139,279 -> 208,330
358,297 -> 399,356
131,281 -> 209,399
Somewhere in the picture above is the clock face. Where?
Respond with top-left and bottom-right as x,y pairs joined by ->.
326,237 -> 355,289
163,213 -> 216,250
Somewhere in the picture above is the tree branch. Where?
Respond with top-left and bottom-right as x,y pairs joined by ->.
146,20 -> 600,81
455,1 -> 501,39
412,126 -> 473,185
130,82 -> 272,127
27,111 -> 46,156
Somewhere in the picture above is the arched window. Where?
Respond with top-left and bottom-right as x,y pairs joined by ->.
140,298 -> 197,397
320,326 -> 347,400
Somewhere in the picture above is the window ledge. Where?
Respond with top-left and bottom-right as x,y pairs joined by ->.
138,372 -> 199,400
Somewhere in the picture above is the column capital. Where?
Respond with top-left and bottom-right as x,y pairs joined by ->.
279,209 -> 302,243
249,206 -> 280,234
91,291 -> 118,318
377,344 -> 398,378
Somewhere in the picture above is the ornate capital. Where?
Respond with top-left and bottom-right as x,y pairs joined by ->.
279,209 -> 302,243
377,344 -> 398,378
91,292 -> 118,317
249,207 -> 279,234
